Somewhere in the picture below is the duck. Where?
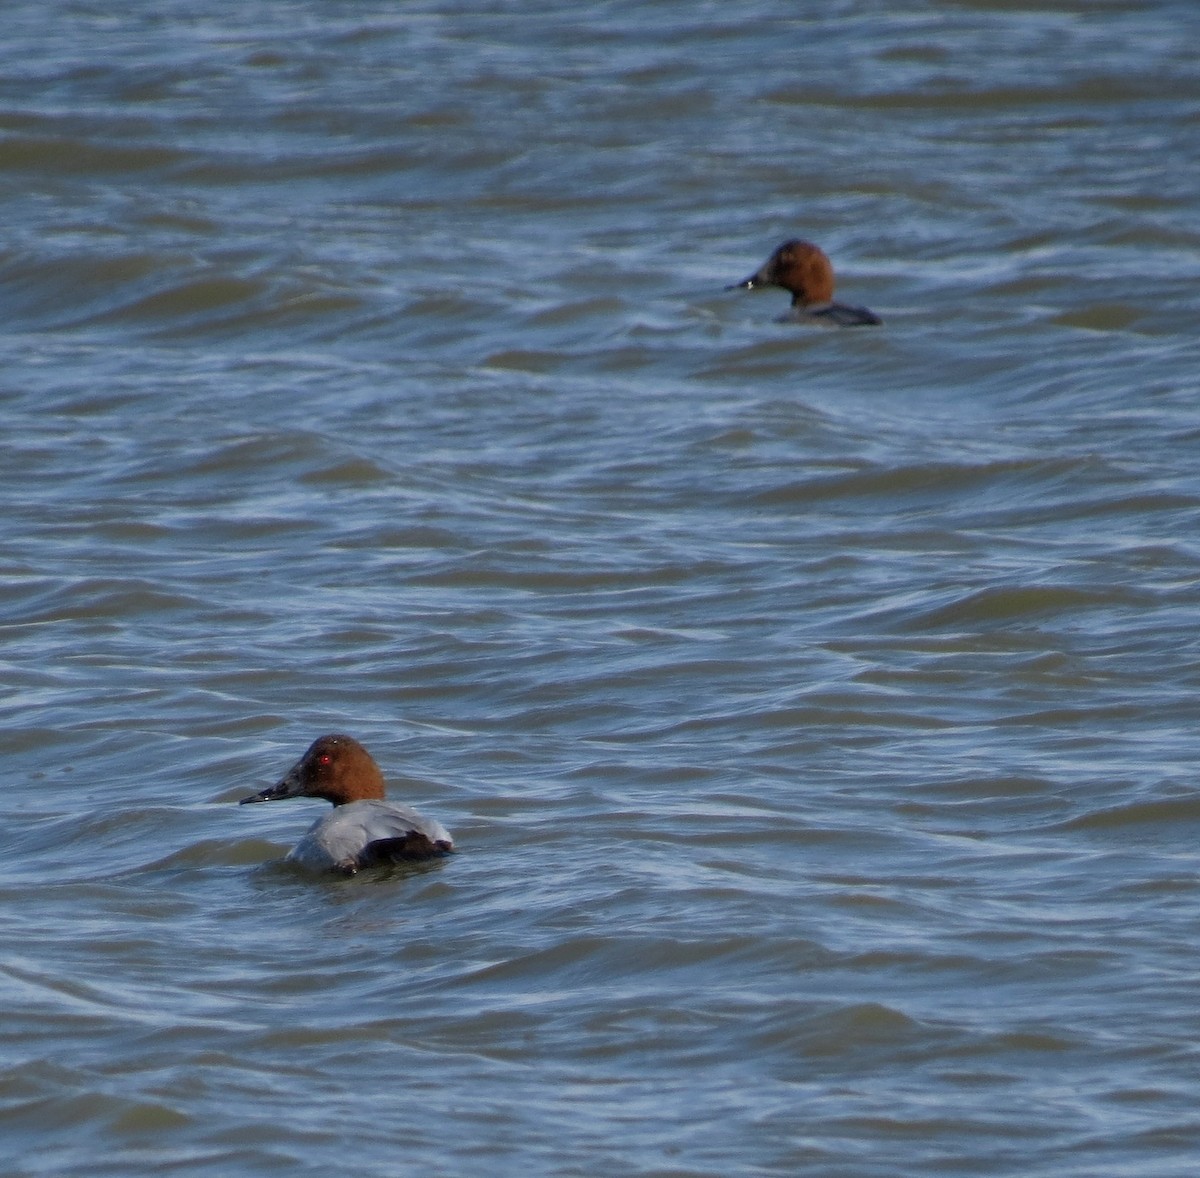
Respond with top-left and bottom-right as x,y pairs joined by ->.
727,239 -> 881,326
240,733 -> 453,874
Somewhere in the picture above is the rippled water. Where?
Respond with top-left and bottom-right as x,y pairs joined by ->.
4,2 -> 1200,1175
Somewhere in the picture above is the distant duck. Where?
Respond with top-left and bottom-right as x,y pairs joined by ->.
241,734 -> 453,874
728,239 -> 881,326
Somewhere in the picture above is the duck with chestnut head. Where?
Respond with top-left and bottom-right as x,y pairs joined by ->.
241,734 -> 453,874
728,239 -> 881,326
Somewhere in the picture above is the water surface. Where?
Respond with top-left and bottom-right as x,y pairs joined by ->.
3,2 -> 1200,1175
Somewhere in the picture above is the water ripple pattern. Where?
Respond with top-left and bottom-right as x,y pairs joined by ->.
2,2 -> 1200,1176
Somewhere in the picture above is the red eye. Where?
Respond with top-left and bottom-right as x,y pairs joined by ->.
318,754 -> 332,766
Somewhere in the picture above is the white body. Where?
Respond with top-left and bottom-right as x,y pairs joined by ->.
285,799 -> 453,873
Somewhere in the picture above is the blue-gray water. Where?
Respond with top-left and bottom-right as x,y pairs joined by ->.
3,2 -> 1200,1175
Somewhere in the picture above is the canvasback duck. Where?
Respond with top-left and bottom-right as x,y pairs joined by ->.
240,733 -> 453,874
727,239 -> 881,326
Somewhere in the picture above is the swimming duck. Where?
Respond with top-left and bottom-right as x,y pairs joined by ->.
728,239 -> 881,326
240,734 -> 453,874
